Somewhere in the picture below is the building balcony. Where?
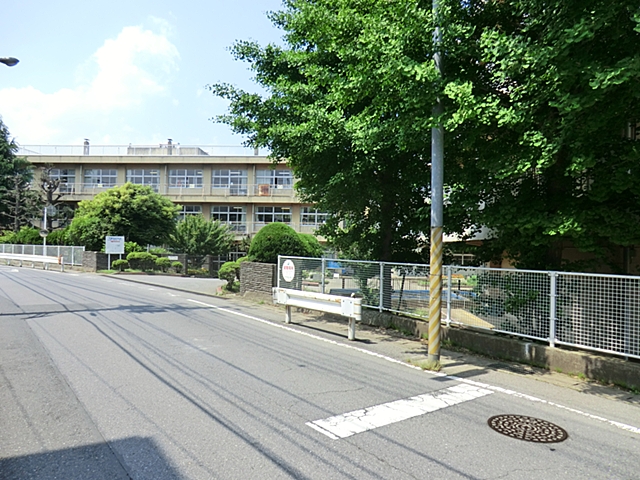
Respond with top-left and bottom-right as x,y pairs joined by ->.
58,183 -> 298,202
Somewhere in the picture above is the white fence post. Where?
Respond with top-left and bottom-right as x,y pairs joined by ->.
549,272 -> 557,348
321,257 -> 326,294
446,265 -> 452,327
379,262 -> 384,312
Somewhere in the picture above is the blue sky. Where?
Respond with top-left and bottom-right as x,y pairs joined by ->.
1,0 -> 284,147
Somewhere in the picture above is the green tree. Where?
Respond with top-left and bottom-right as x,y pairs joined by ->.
443,0 -> 640,270
209,0 -> 436,262
67,183 -> 179,251
212,0 -> 640,271
39,165 -> 75,231
169,214 -> 235,256
0,119 -> 42,232
248,222 -> 308,263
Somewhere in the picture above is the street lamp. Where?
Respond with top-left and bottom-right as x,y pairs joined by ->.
0,57 -> 19,67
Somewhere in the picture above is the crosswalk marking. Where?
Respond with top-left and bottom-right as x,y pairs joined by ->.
307,383 -> 493,439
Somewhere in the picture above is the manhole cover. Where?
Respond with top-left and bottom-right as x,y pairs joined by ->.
488,415 -> 568,443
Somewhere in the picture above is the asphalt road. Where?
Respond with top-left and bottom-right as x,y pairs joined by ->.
1,266 -> 639,479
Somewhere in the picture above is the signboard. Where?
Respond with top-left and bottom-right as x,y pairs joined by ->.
282,259 -> 295,282
105,236 -> 125,254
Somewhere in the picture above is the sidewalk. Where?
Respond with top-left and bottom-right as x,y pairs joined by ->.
106,272 -> 640,404
111,273 -> 226,297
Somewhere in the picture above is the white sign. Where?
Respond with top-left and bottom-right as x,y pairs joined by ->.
105,236 -> 125,254
282,259 -> 296,282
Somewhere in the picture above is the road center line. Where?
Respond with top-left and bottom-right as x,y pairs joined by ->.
187,298 -> 640,436
307,384 -> 493,439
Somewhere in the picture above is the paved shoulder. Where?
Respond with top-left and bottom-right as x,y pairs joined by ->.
0,315 -> 131,480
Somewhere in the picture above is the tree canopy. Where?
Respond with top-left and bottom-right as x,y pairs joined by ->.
67,183 -> 180,251
211,0 -> 640,271
169,214 -> 235,256
0,117 -> 41,232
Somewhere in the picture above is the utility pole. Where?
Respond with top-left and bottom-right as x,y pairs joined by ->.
428,0 -> 444,365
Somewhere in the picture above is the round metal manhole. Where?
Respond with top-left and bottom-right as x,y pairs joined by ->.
488,415 -> 568,443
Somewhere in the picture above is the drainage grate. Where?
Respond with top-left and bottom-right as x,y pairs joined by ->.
488,415 -> 568,443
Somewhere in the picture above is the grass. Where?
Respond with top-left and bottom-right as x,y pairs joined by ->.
408,358 -> 442,372
387,323 -> 414,337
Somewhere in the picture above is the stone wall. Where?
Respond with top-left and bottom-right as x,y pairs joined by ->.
82,251 -> 109,272
240,262 -> 277,296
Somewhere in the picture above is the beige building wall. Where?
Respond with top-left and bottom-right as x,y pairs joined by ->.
28,153 -> 325,241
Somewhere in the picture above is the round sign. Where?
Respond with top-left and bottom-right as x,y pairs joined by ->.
46,205 -> 57,217
282,259 -> 295,282
39,229 -> 48,238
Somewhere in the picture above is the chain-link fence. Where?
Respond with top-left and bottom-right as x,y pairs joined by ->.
277,256 -> 640,360
0,244 -> 85,265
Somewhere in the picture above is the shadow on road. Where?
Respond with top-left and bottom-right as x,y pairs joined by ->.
0,436 -> 183,480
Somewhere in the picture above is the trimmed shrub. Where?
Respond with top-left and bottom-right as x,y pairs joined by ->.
112,259 -> 129,271
46,227 -> 70,245
298,233 -> 324,258
125,242 -> 144,255
155,257 -> 172,272
171,261 -> 183,274
248,223 -> 307,264
126,251 -> 157,271
219,261 -> 240,291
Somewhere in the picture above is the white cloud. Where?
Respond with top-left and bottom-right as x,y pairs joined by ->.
0,23 -> 179,144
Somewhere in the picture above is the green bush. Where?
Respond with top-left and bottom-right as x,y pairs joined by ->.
155,257 -> 172,272
126,251 -> 158,271
1,227 -> 43,245
219,261 -> 240,283
112,259 -> 129,271
46,228 -> 70,245
237,256 -> 249,264
171,261 -> 183,273
125,242 -> 144,255
149,246 -> 170,255
298,233 -> 324,257
248,223 -> 308,264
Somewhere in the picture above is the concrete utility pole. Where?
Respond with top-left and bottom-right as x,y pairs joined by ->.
428,0 -> 444,365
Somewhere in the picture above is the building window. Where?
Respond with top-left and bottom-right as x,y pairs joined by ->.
212,169 -> 247,195
84,169 -> 117,187
255,206 -> 292,224
48,168 -> 76,193
301,207 -> 328,226
169,169 -> 203,188
256,169 -> 293,189
127,169 -> 159,191
178,205 -> 202,220
211,205 -> 247,232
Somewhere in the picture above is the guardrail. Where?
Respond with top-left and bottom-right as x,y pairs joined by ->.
0,253 -> 65,271
0,244 -> 84,265
273,287 -> 362,340
278,255 -> 640,360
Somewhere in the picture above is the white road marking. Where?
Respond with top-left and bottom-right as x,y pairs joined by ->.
307,384 -> 493,439
187,299 -> 640,436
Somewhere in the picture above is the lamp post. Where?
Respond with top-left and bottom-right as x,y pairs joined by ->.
0,57 -> 19,67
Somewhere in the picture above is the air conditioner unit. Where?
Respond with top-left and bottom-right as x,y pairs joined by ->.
276,184 -> 284,189
188,184 -> 196,188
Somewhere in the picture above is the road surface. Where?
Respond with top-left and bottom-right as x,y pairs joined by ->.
1,266 -> 639,479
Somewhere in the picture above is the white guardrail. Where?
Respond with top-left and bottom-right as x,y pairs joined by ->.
0,253 -> 65,271
272,287 -> 362,340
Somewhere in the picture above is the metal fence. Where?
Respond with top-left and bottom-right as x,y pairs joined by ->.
277,256 -> 640,360
0,244 -> 85,265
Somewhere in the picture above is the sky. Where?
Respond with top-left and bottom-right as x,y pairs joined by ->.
0,0 -> 285,148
